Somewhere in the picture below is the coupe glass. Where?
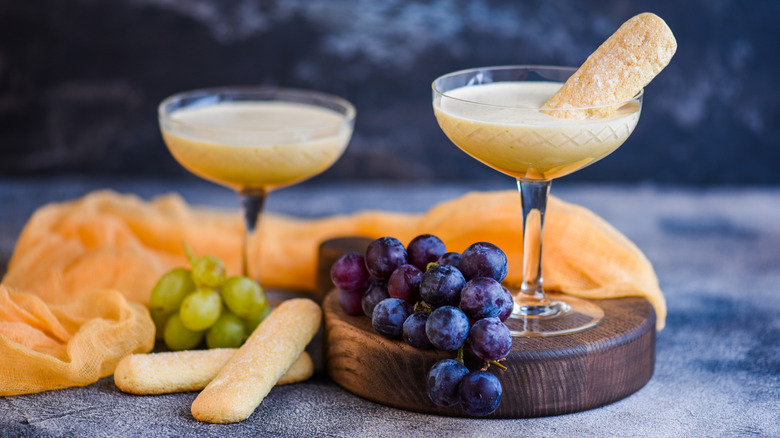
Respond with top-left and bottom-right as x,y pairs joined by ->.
432,66 -> 642,336
159,87 -> 355,282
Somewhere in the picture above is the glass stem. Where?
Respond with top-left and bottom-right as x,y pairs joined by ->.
240,188 -> 267,278
517,179 -> 551,304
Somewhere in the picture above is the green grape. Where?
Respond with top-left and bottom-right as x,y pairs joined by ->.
243,306 -> 273,334
179,288 -> 222,331
164,313 -> 204,351
150,268 -> 196,314
205,310 -> 247,349
150,307 -> 172,340
221,276 -> 268,319
191,255 -> 227,288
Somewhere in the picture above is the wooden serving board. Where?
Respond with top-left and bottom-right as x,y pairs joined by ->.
318,238 -> 656,418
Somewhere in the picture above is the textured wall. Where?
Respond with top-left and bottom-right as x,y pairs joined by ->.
1,1 -> 777,185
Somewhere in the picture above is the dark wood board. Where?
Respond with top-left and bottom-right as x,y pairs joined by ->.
322,291 -> 655,418
317,237 -> 656,418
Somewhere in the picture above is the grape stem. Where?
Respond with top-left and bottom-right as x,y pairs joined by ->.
486,359 -> 507,372
413,302 -> 433,313
455,346 -> 465,365
182,241 -> 197,266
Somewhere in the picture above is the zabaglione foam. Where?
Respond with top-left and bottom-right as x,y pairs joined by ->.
434,81 -> 641,180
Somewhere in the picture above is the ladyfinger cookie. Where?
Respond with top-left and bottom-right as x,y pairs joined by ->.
543,12 -> 677,119
113,349 -> 313,395
191,298 -> 321,423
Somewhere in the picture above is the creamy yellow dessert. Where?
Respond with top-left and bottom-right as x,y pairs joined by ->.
162,101 -> 352,191
434,81 -> 640,180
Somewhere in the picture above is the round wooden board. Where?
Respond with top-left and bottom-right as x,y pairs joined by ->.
322,290 -> 656,418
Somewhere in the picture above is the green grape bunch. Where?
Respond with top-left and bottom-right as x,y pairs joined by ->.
149,244 -> 270,351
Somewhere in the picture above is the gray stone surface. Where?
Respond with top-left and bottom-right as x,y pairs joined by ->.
0,177 -> 779,437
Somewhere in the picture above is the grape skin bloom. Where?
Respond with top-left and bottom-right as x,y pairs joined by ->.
498,285 -> 514,322
437,252 -> 461,270
361,281 -> 390,318
365,237 -> 408,280
459,242 -> 508,282
458,371 -> 503,417
426,359 -> 469,407
388,264 -> 423,304
402,312 -> 433,349
468,317 -> 512,362
371,298 -> 413,338
459,277 -> 506,320
425,306 -> 470,351
419,264 -> 466,308
407,234 -> 447,271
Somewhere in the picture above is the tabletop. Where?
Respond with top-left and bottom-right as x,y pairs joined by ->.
0,176 -> 778,437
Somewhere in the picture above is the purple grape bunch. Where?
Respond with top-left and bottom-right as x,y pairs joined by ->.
329,234 -> 514,417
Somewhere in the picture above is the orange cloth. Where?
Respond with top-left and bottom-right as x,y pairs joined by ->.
0,189 -> 665,396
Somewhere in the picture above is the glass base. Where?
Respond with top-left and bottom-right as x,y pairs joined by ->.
505,292 -> 604,337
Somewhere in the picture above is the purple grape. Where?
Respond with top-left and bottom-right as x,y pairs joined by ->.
407,234 -> 447,271
388,264 -> 422,304
468,317 -> 512,361
361,281 -> 389,318
372,298 -> 413,338
459,242 -> 508,282
426,359 -> 469,407
459,277 -> 506,320
365,237 -> 408,280
458,370 -> 502,417
437,252 -> 461,269
498,286 -> 514,322
425,306 -> 469,351
402,312 -> 433,349
419,264 -> 466,308
330,252 -> 370,293
338,288 -> 364,316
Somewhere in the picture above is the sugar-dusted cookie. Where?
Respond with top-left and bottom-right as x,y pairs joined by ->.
543,12 -> 677,119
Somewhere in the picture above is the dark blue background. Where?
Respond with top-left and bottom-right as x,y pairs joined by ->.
1,0 -> 777,185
